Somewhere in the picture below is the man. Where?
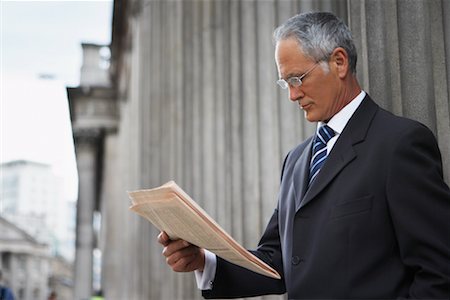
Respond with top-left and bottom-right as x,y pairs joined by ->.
0,270 -> 15,300
158,12 -> 450,298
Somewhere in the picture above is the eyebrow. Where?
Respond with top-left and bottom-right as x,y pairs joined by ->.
281,72 -> 304,80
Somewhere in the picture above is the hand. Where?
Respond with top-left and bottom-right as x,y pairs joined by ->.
157,231 -> 205,272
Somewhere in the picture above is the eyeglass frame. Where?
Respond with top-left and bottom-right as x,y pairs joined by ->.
276,62 -> 320,89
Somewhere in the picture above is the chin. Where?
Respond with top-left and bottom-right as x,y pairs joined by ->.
304,112 -> 318,123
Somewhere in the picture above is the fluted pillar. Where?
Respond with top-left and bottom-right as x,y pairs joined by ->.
348,0 -> 450,181
104,0 -> 449,299
72,130 -> 101,300
67,43 -> 118,299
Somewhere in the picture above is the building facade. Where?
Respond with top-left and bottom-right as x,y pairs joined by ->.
0,160 -> 75,260
0,216 -> 50,300
67,43 -> 118,300
69,0 -> 450,299
0,161 -> 75,299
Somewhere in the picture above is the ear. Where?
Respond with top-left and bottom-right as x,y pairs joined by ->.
330,47 -> 349,79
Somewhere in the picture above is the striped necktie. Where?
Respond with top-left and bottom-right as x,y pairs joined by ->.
309,125 -> 335,186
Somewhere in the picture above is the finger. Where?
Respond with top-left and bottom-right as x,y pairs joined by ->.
157,231 -> 170,246
162,240 -> 190,257
171,252 -> 201,272
165,244 -> 199,265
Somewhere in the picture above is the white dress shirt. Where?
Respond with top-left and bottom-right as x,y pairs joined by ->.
317,90 -> 366,159
195,91 -> 367,290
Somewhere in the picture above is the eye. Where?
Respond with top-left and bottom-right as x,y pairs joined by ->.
288,77 -> 302,86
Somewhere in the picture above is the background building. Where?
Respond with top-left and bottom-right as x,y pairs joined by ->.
68,0 -> 450,299
0,161 -> 75,299
0,160 -> 75,260
0,215 -> 50,300
48,255 -> 74,300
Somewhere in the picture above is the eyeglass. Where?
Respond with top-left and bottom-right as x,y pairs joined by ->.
276,63 -> 320,89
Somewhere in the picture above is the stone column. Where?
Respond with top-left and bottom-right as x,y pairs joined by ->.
73,129 -> 101,300
106,0 -> 448,298
67,42 -> 118,299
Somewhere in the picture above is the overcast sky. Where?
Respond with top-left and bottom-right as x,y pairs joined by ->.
1,0 -> 113,200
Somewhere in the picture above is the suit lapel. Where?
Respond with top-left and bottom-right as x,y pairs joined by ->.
297,95 -> 379,212
299,134 -> 356,209
292,138 -> 313,211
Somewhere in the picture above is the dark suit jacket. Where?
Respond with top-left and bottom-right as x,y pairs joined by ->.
203,95 -> 450,299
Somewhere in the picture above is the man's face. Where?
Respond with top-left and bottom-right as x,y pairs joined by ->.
275,38 -> 343,122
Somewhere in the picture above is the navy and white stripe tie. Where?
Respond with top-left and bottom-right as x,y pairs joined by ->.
309,125 -> 335,186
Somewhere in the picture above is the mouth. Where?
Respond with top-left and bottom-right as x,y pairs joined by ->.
300,102 -> 312,110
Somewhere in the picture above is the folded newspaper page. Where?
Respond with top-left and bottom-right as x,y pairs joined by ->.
128,181 -> 281,279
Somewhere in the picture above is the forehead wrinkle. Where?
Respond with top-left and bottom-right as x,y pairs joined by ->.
284,71 -> 303,79
276,38 -> 312,79
279,67 -> 307,80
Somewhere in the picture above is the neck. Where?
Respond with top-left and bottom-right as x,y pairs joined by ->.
342,75 -> 362,106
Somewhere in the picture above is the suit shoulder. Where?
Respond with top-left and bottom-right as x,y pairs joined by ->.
374,107 -> 435,138
287,136 -> 313,160
280,136 -> 313,178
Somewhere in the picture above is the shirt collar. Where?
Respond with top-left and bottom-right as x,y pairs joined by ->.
318,90 -> 366,135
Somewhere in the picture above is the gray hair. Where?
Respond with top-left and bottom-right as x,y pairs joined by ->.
273,12 -> 357,73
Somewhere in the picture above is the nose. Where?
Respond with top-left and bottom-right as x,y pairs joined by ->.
288,85 -> 303,102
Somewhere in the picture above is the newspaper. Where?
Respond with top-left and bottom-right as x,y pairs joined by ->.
128,181 -> 281,279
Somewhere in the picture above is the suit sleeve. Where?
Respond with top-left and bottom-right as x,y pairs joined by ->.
202,153 -> 293,299
202,209 -> 286,299
386,124 -> 450,298
201,152 -> 294,299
